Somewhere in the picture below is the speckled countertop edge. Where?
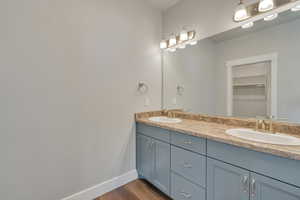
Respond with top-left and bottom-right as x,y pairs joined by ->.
135,111 -> 300,161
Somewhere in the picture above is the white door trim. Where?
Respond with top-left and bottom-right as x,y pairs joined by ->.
226,53 -> 278,118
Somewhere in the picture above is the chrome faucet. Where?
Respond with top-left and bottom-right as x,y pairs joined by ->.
162,109 -> 175,118
255,116 -> 275,133
268,115 -> 275,134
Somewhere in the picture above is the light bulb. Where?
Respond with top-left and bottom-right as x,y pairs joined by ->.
241,21 -> 254,29
264,13 -> 278,21
180,30 -> 188,41
190,40 -> 198,46
169,34 -> 177,47
291,4 -> 300,11
234,2 -> 249,21
259,0 -> 274,12
160,40 -> 167,49
188,31 -> 195,40
169,48 -> 176,52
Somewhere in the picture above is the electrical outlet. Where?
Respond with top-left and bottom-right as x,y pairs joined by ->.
172,97 -> 177,105
144,97 -> 150,106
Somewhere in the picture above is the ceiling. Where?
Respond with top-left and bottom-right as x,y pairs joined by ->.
146,0 -> 183,11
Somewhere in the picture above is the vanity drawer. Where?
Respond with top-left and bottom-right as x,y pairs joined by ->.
136,123 -> 170,143
171,131 -> 206,155
171,172 -> 205,200
171,146 -> 206,187
207,140 -> 300,187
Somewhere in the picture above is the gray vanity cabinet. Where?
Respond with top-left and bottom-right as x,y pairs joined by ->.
137,123 -> 300,200
152,139 -> 170,195
207,157 -> 300,200
250,173 -> 300,200
136,134 -> 154,181
136,134 -> 170,195
207,158 -> 249,200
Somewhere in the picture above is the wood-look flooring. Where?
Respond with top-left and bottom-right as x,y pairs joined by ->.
95,179 -> 171,200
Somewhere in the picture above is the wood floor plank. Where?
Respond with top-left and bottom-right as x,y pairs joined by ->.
95,179 -> 171,200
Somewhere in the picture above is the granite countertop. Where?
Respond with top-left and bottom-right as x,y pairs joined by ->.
136,116 -> 300,161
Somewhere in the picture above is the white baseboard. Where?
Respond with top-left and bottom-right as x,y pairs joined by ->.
61,170 -> 138,200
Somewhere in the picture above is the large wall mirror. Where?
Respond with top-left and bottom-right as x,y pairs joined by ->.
163,10 -> 300,123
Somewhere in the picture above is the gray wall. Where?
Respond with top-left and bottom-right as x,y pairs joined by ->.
215,18 -> 300,122
0,0 -> 162,199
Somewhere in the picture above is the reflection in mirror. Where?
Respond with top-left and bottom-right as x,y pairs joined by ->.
163,10 -> 300,123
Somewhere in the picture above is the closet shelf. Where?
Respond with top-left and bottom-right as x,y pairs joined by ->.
233,74 -> 266,79
233,83 -> 265,87
233,95 -> 266,101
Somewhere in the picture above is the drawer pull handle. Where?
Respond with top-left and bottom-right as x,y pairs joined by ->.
147,140 -> 152,151
251,178 -> 256,197
180,191 -> 192,199
184,140 -> 193,145
147,140 -> 155,151
241,175 -> 249,193
183,163 -> 193,168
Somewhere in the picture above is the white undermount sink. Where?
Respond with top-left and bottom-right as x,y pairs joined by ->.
149,116 -> 182,124
226,128 -> 300,146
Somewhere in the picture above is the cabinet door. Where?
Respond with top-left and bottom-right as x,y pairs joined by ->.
207,158 -> 250,200
136,134 -> 154,181
250,173 -> 300,200
152,139 -> 170,195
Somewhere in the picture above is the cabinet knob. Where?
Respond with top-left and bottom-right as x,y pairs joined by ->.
183,162 -> 193,168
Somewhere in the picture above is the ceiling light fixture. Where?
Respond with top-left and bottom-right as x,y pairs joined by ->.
259,0 -> 275,12
234,0 -> 249,21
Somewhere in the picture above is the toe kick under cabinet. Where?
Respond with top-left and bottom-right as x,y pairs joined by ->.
136,123 -> 300,200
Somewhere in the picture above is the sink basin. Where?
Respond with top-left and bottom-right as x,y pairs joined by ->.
226,128 -> 300,146
149,116 -> 182,124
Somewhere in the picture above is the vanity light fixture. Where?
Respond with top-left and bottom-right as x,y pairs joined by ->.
264,13 -> 278,21
259,0 -> 275,12
234,0 -> 249,21
160,40 -> 168,49
291,5 -> 300,11
160,30 -> 196,52
180,29 -> 188,41
233,0 -> 300,29
188,31 -> 195,40
291,1 -> 300,11
241,21 -> 254,29
169,34 -> 177,47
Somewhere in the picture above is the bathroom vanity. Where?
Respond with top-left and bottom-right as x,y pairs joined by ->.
136,112 -> 300,200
